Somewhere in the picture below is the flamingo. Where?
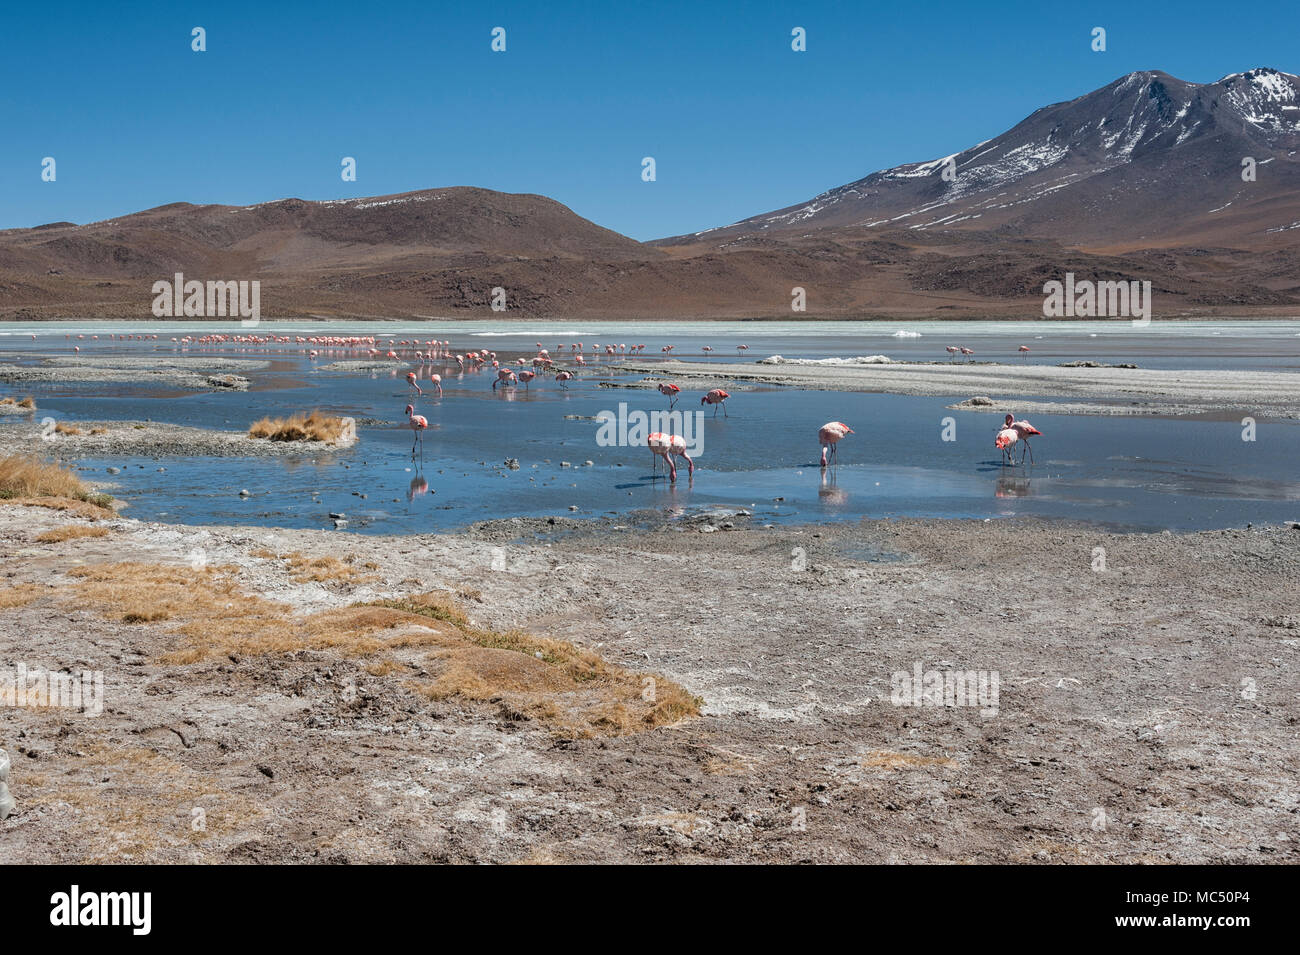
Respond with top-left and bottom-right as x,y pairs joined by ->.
1005,414 -> 1042,464
647,432 -> 689,483
657,382 -> 682,408
945,346 -> 960,362
818,421 -> 853,468
701,388 -> 730,417
1018,345 -> 1031,359
555,371 -> 574,388
960,347 -> 974,362
429,373 -> 443,398
517,369 -> 536,389
405,404 -> 428,458
405,371 -> 422,396
668,434 -> 695,481
736,344 -> 748,355
994,426 -> 1020,466
493,368 -> 516,390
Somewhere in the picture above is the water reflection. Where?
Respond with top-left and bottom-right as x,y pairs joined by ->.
995,474 -> 1033,499
819,469 -> 849,506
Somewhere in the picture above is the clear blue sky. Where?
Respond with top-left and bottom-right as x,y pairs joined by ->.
2,0 -> 1295,240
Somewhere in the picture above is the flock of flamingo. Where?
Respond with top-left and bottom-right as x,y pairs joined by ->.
50,331 -> 1046,481
946,344 -> 1033,361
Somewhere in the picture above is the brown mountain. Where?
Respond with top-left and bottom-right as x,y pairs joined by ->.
4,68 -> 1300,320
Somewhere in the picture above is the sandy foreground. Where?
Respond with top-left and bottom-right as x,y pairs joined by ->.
1,502 -> 1297,864
609,360 -> 1300,418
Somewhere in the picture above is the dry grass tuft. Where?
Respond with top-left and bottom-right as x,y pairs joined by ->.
35,524 -> 111,543
1,396 -> 36,409
248,410 -> 348,443
284,551 -> 377,584
62,561 -> 699,737
53,422 -> 81,435
0,454 -> 114,512
0,582 -> 46,609
860,750 -> 957,771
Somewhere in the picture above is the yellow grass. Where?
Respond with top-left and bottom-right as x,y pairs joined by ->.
63,561 -> 700,737
0,396 -> 36,409
860,750 -> 957,770
53,422 -> 81,435
35,525 -> 110,543
0,582 -> 45,609
284,551 -> 377,584
248,410 -> 348,443
0,454 -> 114,512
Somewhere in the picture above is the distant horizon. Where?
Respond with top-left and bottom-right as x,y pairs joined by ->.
4,0 -> 1299,239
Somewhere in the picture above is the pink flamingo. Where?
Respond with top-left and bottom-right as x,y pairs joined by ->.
647,432 -> 690,483
736,344 -> 748,355
668,434 -> 695,481
701,388 -> 730,417
405,404 -> 428,458
517,370 -> 536,389
960,347 -> 974,362
555,371 -> 574,388
657,382 -> 682,408
429,373 -> 443,398
493,368 -> 516,390
1002,414 -> 1042,463
945,346 -> 960,361
1018,345 -> 1030,359
406,371 -> 422,396
994,426 -> 1020,466
818,421 -> 854,468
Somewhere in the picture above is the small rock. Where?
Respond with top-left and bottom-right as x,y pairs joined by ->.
504,458 -> 520,470
569,505 -> 579,511
238,489 -> 251,498
584,460 -> 594,467
106,467 -> 120,475
560,461 -> 571,468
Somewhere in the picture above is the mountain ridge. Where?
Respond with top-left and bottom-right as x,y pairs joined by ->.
3,68 -> 1300,320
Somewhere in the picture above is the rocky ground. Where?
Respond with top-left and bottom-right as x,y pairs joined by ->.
1,502 -> 1297,863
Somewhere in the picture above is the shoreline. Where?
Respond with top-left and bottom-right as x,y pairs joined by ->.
1,503 -> 1295,863
0,418 -> 358,457
607,359 -> 1300,417
4,314 -> 1300,325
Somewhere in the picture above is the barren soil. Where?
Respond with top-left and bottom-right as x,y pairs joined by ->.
1,503 -> 1297,863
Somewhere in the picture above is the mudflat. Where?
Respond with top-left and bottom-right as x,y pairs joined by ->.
611,359 -> 1300,417
2,502 -> 1296,863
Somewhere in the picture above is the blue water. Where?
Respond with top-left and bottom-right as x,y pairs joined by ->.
2,320 -> 1299,533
